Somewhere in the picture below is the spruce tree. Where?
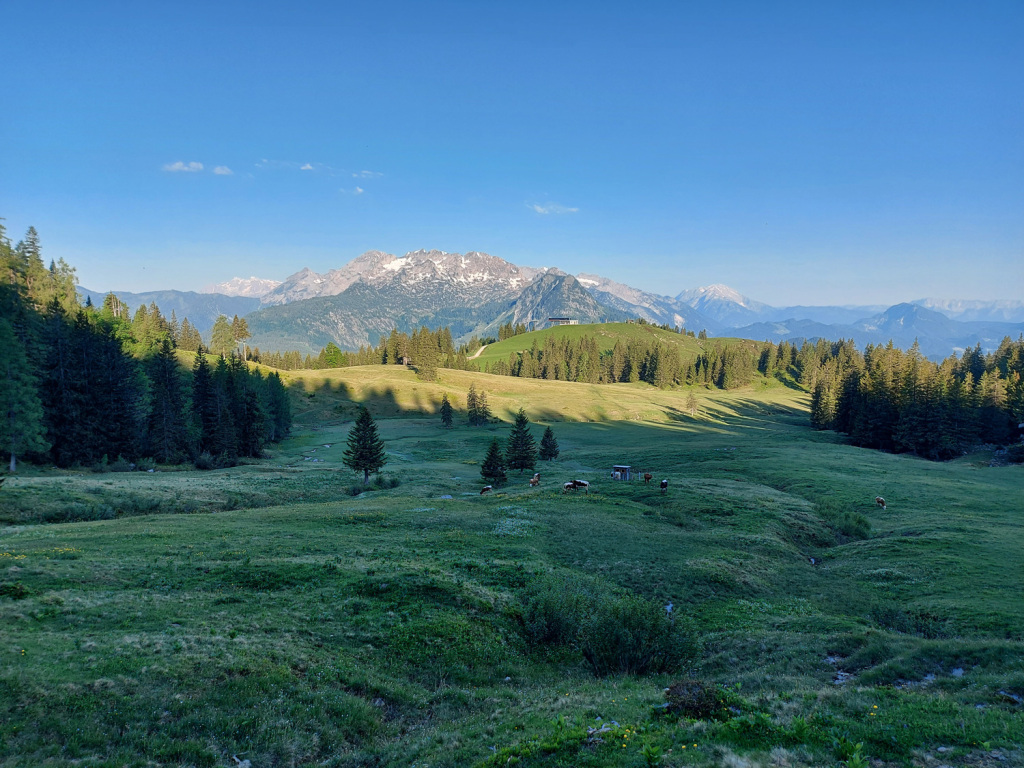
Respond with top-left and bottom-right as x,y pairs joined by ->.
476,390 -> 491,425
480,438 -> 507,485
440,393 -> 453,429
146,339 -> 189,462
467,383 -> 480,425
539,425 -> 559,461
506,407 -> 537,473
343,407 -> 388,484
0,318 -> 49,472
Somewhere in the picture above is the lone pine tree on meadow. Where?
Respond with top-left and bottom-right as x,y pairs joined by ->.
480,438 -> 507,485
439,393 -> 453,429
343,406 -> 388,484
506,408 -> 538,473
539,425 -> 560,461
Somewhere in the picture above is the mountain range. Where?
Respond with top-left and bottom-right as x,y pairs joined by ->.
83,249 -> 1024,359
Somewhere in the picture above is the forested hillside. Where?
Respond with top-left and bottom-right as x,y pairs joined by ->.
0,222 -> 291,472
809,338 -> 1024,460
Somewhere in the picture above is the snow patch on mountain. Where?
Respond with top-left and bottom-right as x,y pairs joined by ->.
203,276 -> 282,297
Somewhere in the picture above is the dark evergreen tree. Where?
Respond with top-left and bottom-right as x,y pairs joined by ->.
177,318 -> 203,352
146,339 -> 189,462
539,425 -> 560,461
480,438 -> 507,485
439,392 -> 453,429
0,318 -> 49,471
476,390 -> 491,424
191,348 -> 217,454
263,371 -> 292,442
343,406 -> 388,484
506,407 -> 538,473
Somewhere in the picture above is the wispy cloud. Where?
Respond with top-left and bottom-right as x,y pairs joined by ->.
340,186 -> 364,195
163,161 -> 204,173
352,170 -> 383,178
213,166 -> 233,175
300,163 -> 315,170
528,202 -> 579,215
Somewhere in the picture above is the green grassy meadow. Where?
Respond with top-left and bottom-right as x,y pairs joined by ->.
1,367 -> 1022,767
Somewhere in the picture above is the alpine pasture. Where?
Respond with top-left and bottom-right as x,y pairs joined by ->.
1,365 -> 1022,767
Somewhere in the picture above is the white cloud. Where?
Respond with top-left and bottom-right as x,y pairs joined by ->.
213,166 -> 233,175
300,163 -> 314,170
354,186 -> 364,195
163,161 -> 204,173
352,170 -> 382,178
528,202 -> 579,215
340,186 -> 364,195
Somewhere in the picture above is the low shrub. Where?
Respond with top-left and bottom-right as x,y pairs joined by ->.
108,455 -> 135,473
665,679 -> 728,719
347,474 -> 401,495
522,572 -> 697,676
193,451 -> 217,470
1006,443 -> 1024,464
815,499 -> 871,540
0,582 -> 31,600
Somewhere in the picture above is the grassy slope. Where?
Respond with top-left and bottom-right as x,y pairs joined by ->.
471,322 -> 760,369
1,369 -> 1022,767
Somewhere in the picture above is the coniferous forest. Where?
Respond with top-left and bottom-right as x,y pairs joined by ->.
808,338 -> 1024,460
0,222 -> 291,472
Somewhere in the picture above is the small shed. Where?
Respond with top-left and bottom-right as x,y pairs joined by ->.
611,465 -> 632,481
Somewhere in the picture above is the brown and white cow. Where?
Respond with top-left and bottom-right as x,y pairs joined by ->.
530,473 -> 540,487
875,496 -> 886,510
481,485 -> 493,495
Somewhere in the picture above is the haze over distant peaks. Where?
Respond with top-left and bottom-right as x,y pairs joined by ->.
203,276 -> 282,298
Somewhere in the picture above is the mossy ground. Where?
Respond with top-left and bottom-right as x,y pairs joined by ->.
1,368 -> 1021,766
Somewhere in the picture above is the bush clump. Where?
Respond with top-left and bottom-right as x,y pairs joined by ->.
0,582 -> 32,600
346,474 -> 401,495
665,679 -> 728,719
522,573 -> 697,676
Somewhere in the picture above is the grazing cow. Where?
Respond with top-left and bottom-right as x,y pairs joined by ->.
529,473 -> 540,487
875,496 -> 886,510
660,479 -> 668,494
563,481 -> 576,493
481,485 -> 493,495
572,479 -> 590,494
643,473 -> 653,484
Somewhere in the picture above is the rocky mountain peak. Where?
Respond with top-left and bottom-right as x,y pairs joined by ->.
202,275 -> 282,298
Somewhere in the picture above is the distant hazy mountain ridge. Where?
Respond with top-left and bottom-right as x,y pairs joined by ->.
202,276 -> 282,298
90,249 -> 1024,359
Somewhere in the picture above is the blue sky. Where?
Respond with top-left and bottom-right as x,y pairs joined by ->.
3,0 -> 1022,306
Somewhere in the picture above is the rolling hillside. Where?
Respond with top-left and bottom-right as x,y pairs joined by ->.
2,367 -> 1021,767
